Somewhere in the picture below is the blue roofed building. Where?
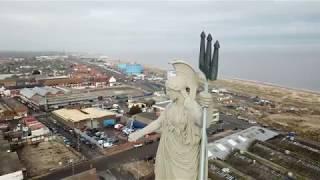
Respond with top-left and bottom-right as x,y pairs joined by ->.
117,63 -> 143,75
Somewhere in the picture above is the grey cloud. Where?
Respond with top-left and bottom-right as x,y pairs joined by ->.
0,1 -> 320,90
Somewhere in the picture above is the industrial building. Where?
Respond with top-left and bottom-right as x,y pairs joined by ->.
0,97 -> 28,121
207,126 -> 278,160
207,126 -> 320,179
19,86 -> 145,111
19,86 -> 68,110
0,101 -> 15,121
52,108 -> 117,129
1,98 -> 28,118
117,63 -> 143,75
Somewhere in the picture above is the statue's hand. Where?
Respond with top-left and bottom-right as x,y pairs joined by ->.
198,91 -> 212,107
128,130 -> 144,142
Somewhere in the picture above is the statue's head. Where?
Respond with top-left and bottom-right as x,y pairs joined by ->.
165,60 -> 199,102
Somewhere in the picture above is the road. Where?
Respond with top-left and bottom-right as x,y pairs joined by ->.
207,113 -> 253,135
37,114 -> 104,159
36,142 -> 159,180
220,114 -> 252,130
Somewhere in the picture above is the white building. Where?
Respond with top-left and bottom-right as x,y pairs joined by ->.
108,76 -> 117,86
207,126 -> 278,160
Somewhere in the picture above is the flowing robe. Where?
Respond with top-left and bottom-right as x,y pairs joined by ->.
154,103 -> 202,180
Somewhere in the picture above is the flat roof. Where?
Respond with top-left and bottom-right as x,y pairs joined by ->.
2,97 -> 27,110
52,108 -> 116,122
0,151 -> 23,175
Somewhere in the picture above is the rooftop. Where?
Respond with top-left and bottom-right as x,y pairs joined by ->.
20,86 -> 66,98
133,112 -> 158,124
207,126 -> 278,160
0,151 -> 23,175
0,101 -> 12,113
52,108 -> 116,122
2,97 -> 27,110
0,132 -> 23,176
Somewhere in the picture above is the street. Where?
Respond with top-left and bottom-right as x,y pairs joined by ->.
37,114 -> 104,159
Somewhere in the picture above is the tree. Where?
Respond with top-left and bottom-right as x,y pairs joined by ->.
129,105 -> 142,115
145,99 -> 156,107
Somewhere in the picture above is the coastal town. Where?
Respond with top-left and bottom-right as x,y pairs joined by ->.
0,54 -> 319,180
1,1 -> 320,180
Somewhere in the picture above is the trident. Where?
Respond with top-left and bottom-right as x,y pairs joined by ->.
198,31 -> 220,180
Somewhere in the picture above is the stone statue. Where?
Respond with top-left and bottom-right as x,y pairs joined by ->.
129,60 -> 213,180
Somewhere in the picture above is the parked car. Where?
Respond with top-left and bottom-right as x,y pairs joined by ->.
248,120 -> 257,124
95,132 -> 102,137
98,140 -> 104,145
80,137 -> 86,142
114,124 -> 124,130
133,143 -> 143,148
103,142 -> 113,148
52,128 -> 58,134
122,127 -> 134,135
64,139 -> 71,145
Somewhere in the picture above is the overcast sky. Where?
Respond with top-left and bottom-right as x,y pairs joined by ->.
1,1 -> 320,90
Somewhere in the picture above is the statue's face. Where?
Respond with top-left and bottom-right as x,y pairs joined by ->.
165,78 -> 183,102
166,87 -> 180,101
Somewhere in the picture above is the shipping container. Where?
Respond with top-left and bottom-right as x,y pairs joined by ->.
132,120 -> 146,129
103,119 -> 116,127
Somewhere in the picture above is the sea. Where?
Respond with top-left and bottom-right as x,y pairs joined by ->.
116,49 -> 320,92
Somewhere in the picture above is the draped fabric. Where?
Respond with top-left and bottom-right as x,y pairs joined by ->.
155,103 -> 202,180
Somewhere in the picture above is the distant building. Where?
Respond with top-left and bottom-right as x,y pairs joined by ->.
0,87 -> 10,97
117,63 -> 143,75
0,101 -> 15,121
0,79 -> 16,88
117,63 -> 126,70
108,76 -> 116,86
2,98 -> 28,118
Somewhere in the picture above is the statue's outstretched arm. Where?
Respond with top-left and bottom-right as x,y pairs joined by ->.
128,113 -> 163,142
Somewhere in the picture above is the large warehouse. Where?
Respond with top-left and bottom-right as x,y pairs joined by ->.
19,86 -> 146,111
52,108 -> 117,129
